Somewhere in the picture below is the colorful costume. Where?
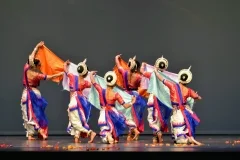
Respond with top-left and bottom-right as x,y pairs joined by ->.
63,61 -> 94,139
88,72 -> 129,143
113,56 -> 147,135
141,57 -> 172,137
21,63 -> 48,138
154,67 -> 200,144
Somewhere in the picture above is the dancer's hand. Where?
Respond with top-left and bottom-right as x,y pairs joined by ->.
116,53 -> 122,59
65,60 -> 70,65
198,96 -> 202,100
90,71 -> 97,75
36,41 -> 44,48
131,96 -> 136,104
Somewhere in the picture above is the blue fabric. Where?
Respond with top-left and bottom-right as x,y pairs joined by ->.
183,109 -> 199,138
155,97 -> 172,128
77,95 -> 92,122
128,91 -> 147,124
27,90 -> 48,129
107,110 -> 127,137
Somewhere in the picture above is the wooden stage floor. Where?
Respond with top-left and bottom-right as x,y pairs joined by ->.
0,135 -> 239,152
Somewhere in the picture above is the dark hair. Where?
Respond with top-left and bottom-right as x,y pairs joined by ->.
77,65 -> 89,77
27,58 -> 40,66
158,62 -> 166,69
135,60 -> 140,70
130,60 -> 140,72
77,65 -> 84,74
106,75 -> 113,82
180,73 -> 188,81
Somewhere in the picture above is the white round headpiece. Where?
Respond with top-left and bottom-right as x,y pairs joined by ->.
77,58 -> 88,76
128,55 -> 137,70
178,66 -> 192,84
104,71 -> 117,86
154,55 -> 168,71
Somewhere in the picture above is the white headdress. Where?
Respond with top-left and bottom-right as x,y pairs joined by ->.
128,55 -> 137,70
104,71 -> 117,86
77,58 -> 88,76
154,55 -> 168,71
178,66 -> 192,84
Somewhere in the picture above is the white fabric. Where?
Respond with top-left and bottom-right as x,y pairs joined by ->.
20,88 -> 41,137
67,92 -> 91,137
170,110 -> 188,142
98,107 -> 119,142
147,94 -> 161,133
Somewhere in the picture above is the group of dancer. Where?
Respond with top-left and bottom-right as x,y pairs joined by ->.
21,41 -> 203,145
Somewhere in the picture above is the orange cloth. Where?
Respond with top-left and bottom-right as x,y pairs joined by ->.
113,57 -> 129,88
35,45 -> 64,83
138,88 -> 150,99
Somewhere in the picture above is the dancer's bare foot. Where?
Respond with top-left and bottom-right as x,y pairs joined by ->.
157,132 -> 163,143
127,132 -> 133,141
39,129 -> 47,140
88,131 -> 96,143
132,128 -> 140,140
107,134 -> 114,144
115,137 -> 119,143
74,137 -> 81,143
152,136 -> 158,143
28,136 -> 35,140
189,137 -> 202,146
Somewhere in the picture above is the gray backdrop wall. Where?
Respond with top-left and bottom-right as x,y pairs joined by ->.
1,0 -> 239,135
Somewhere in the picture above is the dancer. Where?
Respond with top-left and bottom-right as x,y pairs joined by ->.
64,59 -> 96,143
90,71 -> 136,144
140,56 -> 172,143
115,54 -> 147,141
21,41 -> 63,140
153,66 -> 202,145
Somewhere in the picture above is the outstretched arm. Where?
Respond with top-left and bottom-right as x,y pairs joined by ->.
115,93 -> 136,109
189,89 -> 202,100
46,72 -> 64,80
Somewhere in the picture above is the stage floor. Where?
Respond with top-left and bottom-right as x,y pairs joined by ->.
0,135 -> 239,152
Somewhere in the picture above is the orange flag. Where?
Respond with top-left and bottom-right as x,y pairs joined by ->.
35,45 -> 64,83
113,57 -> 129,88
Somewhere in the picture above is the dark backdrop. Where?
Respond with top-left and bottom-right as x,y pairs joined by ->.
1,0 -> 239,135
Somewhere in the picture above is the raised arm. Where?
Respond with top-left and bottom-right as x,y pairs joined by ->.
90,71 -> 97,84
115,53 -> 125,74
140,62 -> 146,74
63,60 -> 70,74
140,62 -> 152,79
29,41 -> 44,61
154,67 -> 164,82
89,71 -> 102,94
